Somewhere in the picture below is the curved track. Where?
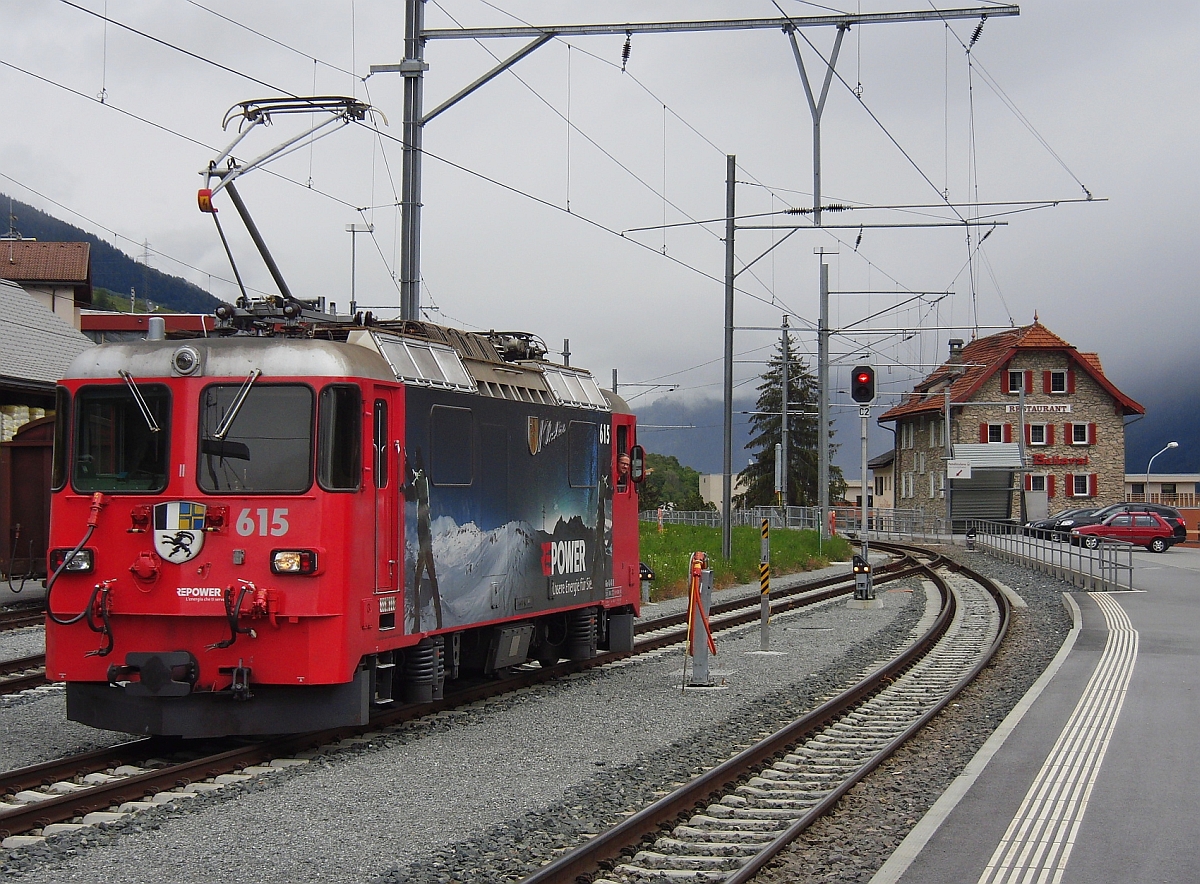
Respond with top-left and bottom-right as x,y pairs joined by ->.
519,543 -> 1010,884
1,544 -> 979,846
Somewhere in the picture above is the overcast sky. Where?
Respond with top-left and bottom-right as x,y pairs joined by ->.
2,1 -> 1197,468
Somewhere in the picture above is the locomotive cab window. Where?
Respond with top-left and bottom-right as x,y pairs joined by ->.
317,385 -> 362,491
72,383 -> 171,493
52,386 -> 70,491
199,384 -> 313,493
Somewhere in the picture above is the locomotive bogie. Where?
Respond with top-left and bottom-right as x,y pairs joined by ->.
46,324 -> 640,737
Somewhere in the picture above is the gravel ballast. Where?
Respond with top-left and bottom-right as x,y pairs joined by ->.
0,549 -> 1071,883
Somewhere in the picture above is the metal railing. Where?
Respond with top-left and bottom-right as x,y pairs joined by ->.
1125,492 -> 1196,507
639,506 -> 949,542
966,519 -> 1134,592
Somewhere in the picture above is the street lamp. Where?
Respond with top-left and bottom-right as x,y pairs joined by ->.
1145,441 -> 1179,501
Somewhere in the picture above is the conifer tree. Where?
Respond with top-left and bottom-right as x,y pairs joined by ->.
736,338 -> 844,507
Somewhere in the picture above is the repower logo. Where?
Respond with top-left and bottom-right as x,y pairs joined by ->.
541,539 -> 588,577
176,587 -> 224,600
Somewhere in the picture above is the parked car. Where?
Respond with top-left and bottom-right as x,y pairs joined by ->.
1064,502 -> 1187,541
1071,511 -> 1180,553
1048,507 -> 1101,540
1025,508 -> 1093,540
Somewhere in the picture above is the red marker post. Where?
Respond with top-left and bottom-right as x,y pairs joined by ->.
684,551 -> 717,688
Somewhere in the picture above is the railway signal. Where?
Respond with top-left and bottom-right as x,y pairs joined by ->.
851,365 -> 876,404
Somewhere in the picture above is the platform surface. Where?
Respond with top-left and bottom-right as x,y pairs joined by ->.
877,545 -> 1200,884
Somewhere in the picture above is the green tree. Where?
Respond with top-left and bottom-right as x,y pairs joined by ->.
736,337 -> 844,507
638,452 -> 715,512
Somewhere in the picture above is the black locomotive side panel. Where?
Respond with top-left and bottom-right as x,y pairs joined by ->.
402,387 -> 613,633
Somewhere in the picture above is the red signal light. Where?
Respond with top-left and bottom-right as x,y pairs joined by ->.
851,365 -> 875,403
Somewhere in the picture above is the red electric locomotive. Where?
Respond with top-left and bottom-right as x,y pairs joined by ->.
45,307 -> 643,737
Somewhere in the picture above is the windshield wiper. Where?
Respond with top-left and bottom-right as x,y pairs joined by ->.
213,369 -> 262,440
117,370 -> 161,433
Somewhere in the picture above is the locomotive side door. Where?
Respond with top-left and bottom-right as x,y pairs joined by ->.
373,386 -> 399,597
610,414 -> 640,599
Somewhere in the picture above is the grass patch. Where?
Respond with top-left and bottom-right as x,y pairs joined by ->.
638,521 -> 854,601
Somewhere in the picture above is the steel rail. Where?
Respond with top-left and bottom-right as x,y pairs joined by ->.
724,545 -> 1012,882
0,654 -> 46,695
1,552 -> 917,840
0,608 -> 44,633
519,544 -> 1010,884
518,555 -> 961,884
0,654 -> 44,680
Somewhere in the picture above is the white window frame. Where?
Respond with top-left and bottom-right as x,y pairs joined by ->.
1072,423 -> 1089,445
1029,474 -> 1047,492
1049,370 -> 1068,394
1029,423 -> 1047,446
1007,369 -> 1023,394
988,423 -> 1004,443
1073,474 -> 1090,497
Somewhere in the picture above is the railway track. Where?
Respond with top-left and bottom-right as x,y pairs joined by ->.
0,654 -> 46,695
0,606 -> 44,633
518,544 -> 1010,884
0,545 -> 940,846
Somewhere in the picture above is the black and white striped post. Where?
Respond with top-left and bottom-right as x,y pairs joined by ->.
760,519 -> 771,650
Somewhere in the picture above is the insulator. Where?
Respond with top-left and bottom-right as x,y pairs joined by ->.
785,207 -> 813,215
621,32 -> 631,71
969,16 -> 986,48
825,204 -> 849,212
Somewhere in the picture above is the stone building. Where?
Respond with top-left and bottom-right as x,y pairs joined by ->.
878,321 -> 1143,524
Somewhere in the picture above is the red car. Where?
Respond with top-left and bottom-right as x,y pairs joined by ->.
1072,511 -> 1179,553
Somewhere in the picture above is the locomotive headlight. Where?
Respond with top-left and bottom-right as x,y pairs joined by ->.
50,548 -> 94,573
172,346 -> 202,376
271,550 -> 318,575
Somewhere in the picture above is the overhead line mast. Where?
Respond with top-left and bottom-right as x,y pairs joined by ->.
373,4 -> 1020,557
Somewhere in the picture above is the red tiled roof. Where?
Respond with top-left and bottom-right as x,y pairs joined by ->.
879,321 -> 1143,422
1,240 -> 90,283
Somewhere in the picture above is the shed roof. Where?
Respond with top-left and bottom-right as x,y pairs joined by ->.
2,240 -> 90,284
951,443 -> 1023,469
0,278 -> 93,388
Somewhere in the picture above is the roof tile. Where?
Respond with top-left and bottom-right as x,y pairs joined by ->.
1,240 -> 90,283
880,321 -> 1142,422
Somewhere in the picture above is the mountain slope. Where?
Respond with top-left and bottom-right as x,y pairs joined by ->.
2,194 -> 222,314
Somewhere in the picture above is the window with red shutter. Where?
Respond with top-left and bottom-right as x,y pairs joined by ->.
1065,472 -> 1074,497
979,423 -> 988,443
1087,423 -> 1097,445
1003,424 -> 1012,443
1067,370 -> 1076,394
1088,474 -> 1097,497
1048,475 -> 1056,498
1046,424 -> 1055,446
1043,371 -> 1052,394
1025,370 -> 1034,393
